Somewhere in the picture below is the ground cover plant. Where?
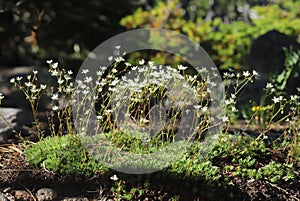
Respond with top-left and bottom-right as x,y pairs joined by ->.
1,46 -> 299,200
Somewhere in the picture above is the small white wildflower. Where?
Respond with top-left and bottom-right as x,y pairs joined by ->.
0,93 -> 5,100
139,59 -> 145,65
40,84 -> 47,90
112,68 -> 118,73
82,69 -> 89,74
272,96 -> 283,104
111,79 -> 119,86
51,70 -> 59,76
108,56 -> 113,62
125,62 -> 132,67
46,59 -> 53,64
231,106 -> 238,112
84,77 -> 93,83
30,85 -> 39,93
27,75 -> 31,80
114,45 -> 121,50
252,70 -> 258,76
52,105 -> 59,111
202,106 -> 208,112
194,105 -> 201,109
52,62 -> 58,68
115,56 -> 125,62
140,118 -> 149,123
290,95 -> 299,101
96,71 -> 102,76
243,71 -> 250,77
33,70 -> 38,75
57,79 -> 65,84
10,78 -> 15,83
25,82 -> 33,87
67,70 -> 73,75
64,75 -> 71,81
148,61 -> 154,66
104,109 -> 112,113
96,116 -> 103,120
266,83 -> 273,89
16,76 -> 22,81
110,174 -> 118,181
225,98 -> 235,105
221,115 -> 229,122
178,65 -> 188,71
82,90 -> 89,95
51,93 -> 59,100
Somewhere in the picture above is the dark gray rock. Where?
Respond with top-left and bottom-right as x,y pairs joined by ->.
0,108 -> 33,144
36,188 -> 57,201
245,30 -> 300,104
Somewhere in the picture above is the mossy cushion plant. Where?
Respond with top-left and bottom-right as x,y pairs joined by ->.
24,134 -> 107,176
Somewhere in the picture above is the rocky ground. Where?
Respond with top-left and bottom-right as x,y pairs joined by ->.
0,135 -> 300,201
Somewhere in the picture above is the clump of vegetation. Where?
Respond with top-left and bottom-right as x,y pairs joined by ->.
24,134 -> 107,176
3,45 -> 299,199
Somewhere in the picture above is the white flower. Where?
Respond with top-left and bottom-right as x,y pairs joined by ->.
52,105 -> 59,111
266,83 -> 273,89
252,70 -> 258,76
16,76 -> 22,81
51,93 -> 59,100
82,69 -> 89,74
202,106 -> 208,112
40,84 -> 47,90
10,78 -> 15,83
290,95 -> 299,101
33,70 -> 38,75
52,62 -> 58,68
231,106 -> 238,112
51,70 -> 59,76
112,68 -> 118,73
114,45 -> 121,50
64,75 -> 71,81
96,116 -> 103,120
84,77 -> 93,83
57,79 -> 65,84
0,93 -> 5,100
46,59 -> 53,64
221,115 -> 229,122
108,56 -> 113,62
30,85 -> 39,93
193,105 -> 201,109
110,174 -> 118,181
243,71 -> 250,77
104,109 -> 112,113
125,62 -> 132,67
67,70 -> 73,75
272,96 -> 283,104
115,56 -> 125,63
178,65 -> 188,71
148,61 -> 154,66
25,82 -> 33,87
139,59 -> 145,65
27,75 -> 31,80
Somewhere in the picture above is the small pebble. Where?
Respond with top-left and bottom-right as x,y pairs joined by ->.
14,190 -> 32,201
36,188 -> 57,201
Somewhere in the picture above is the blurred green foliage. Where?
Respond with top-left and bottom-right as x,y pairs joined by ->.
0,0 -> 142,68
120,0 -> 300,69
1,0 -> 300,70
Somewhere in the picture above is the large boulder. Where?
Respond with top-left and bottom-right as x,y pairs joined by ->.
244,30 -> 300,104
0,107 -> 33,144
